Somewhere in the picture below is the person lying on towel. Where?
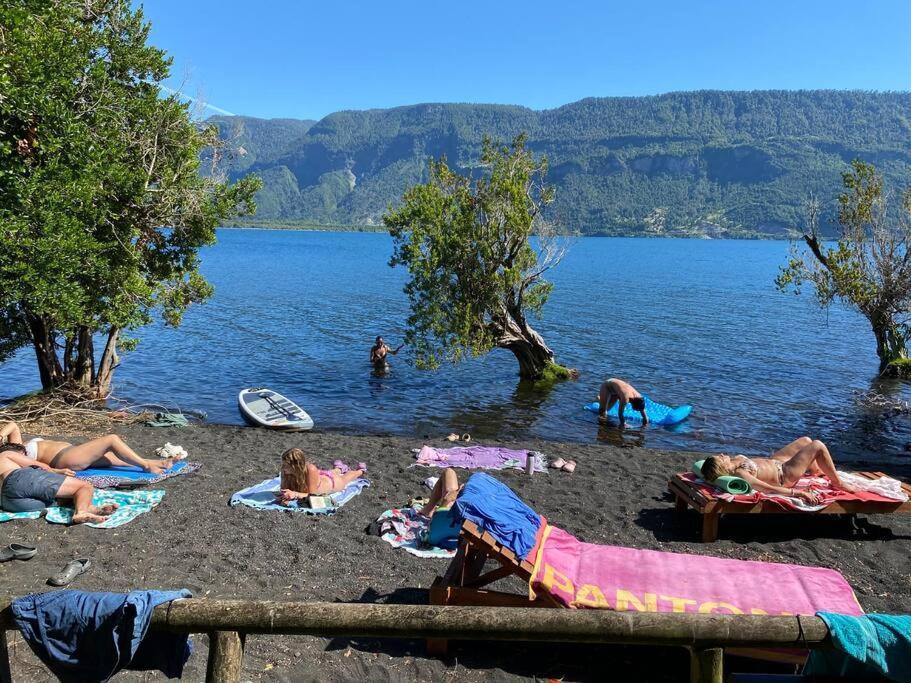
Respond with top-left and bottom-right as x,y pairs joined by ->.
419,470 -> 464,518
1,421 -> 173,474
700,437 -> 856,504
418,469 -> 463,549
276,448 -> 365,506
0,444 -> 116,524
598,378 -> 648,428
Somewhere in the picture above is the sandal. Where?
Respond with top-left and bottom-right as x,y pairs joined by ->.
47,558 -> 92,587
0,543 -> 37,563
562,460 -> 577,473
461,433 -> 471,443
550,457 -> 566,469
445,433 -> 460,442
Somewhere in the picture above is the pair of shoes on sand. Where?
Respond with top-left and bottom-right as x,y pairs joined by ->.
332,460 -> 367,473
0,543 -> 37,562
445,433 -> 471,443
550,458 -> 577,473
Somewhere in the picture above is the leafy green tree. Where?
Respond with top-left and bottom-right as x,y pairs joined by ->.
385,134 -> 571,381
0,0 -> 260,396
777,160 -> 911,375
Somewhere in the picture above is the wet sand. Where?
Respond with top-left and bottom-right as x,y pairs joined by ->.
3,423 -> 911,681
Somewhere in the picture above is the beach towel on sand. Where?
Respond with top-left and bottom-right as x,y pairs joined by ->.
12,589 -> 192,682
75,461 -> 200,489
0,490 -> 165,528
375,506 -> 457,559
414,445 -> 548,472
804,613 -> 911,682
229,477 -> 369,514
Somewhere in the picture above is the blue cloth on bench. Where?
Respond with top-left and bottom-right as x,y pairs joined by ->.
804,612 -> 911,682
12,589 -> 192,682
454,472 -> 542,560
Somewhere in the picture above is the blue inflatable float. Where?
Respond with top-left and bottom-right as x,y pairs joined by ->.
583,396 -> 692,426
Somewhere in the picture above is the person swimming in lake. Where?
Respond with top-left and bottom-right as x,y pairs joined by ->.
0,421 -> 173,474
370,336 -> 403,371
276,448 -> 365,506
598,378 -> 648,428
700,437 -> 856,504
0,443 -> 116,523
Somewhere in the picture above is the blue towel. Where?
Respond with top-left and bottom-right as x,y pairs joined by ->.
229,476 -> 370,514
804,612 -> 911,682
12,589 -> 192,683
454,472 -> 542,560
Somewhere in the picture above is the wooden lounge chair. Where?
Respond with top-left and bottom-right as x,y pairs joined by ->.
668,471 -> 911,542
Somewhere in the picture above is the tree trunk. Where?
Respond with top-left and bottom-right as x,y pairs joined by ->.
26,314 -> 63,389
873,317 -> 909,375
495,309 -> 556,381
94,326 -> 120,397
73,326 -> 95,386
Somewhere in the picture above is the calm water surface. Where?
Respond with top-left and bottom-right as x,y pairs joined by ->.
3,230 -> 908,464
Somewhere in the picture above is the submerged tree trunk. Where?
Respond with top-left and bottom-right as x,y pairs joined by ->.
495,307 -> 557,381
94,326 -> 120,397
26,314 -> 63,390
873,317 -> 909,376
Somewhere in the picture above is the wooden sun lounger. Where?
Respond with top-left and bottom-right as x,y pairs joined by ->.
669,471 -> 911,542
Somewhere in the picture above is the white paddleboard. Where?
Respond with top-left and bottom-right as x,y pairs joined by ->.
238,387 -> 314,431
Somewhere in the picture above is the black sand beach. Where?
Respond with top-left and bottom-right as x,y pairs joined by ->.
3,423 -> 911,681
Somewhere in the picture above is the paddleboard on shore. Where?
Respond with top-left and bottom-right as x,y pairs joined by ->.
583,396 -> 692,426
238,388 -> 314,431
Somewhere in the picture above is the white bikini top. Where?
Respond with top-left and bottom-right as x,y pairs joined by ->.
24,438 -> 43,460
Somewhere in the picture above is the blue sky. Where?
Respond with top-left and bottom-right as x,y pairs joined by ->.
143,0 -> 911,121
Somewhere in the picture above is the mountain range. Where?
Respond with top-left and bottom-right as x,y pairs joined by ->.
209,90 -> 911,237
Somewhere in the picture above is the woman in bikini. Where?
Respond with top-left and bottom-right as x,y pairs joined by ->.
1,422 -> 173,475
276,448 -> 365,506
700,436 -> 855,504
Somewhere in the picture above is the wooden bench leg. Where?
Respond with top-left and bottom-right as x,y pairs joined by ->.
675,495 -> 687,513
206,630 -> 245,683
702,513 -> 720,543
689,647 -> 723,683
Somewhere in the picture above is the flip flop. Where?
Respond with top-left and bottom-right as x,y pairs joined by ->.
0,543 -> 37,563
550,457 -> 567,469
332,460 -> 350,474
47,558 -> 92,587
445,433 -> 460,442
461,433 -> 471,443
562,460 -> 577,473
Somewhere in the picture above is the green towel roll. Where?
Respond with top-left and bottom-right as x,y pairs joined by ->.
691,459 -> 752,494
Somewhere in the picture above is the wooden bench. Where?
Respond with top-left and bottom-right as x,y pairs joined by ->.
669,471 -> 911,542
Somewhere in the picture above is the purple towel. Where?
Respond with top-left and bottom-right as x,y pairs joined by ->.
414,446 -> 547,472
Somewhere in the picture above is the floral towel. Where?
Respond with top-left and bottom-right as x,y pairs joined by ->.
376,506 -> 457,559
0,489 -> 165,528
75,461 -> 201,489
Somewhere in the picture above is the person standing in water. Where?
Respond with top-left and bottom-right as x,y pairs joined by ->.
598,378 -> 649,428
370,336 -> 403,371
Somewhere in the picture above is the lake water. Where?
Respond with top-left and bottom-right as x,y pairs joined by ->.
3,230 -> 909,464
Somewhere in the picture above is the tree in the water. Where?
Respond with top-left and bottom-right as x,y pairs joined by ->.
777,160 -> 911,376
0,1 -> 260,396
384,134 -> 571,381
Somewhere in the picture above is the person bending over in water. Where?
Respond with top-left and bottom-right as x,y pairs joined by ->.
0,421 -> 173,474
277,448 -> 365,506
598,378 -> 648,428
700,437 -> 855,504
370,336 -> 404,370
0,444 -> 116,524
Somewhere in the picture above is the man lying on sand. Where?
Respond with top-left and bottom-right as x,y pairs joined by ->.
1,421 -> 173,474
598,378 -> 648,428
276,448 -> 365,506
0,444 -> 116,524
700,437 -> 856,504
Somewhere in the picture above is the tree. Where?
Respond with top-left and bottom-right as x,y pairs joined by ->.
777,160 -> 911,376
0,0 -> 260,396
384,134 -> 571,381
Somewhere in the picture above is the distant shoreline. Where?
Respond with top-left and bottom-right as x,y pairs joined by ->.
219,222 -> 799,240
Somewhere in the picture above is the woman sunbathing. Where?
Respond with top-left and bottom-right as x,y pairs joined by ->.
276,448 -> 364,506
1,421 -> 172,474
701,437 -> 855,504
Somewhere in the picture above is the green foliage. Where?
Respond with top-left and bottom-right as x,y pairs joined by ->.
0,0 -> 260,387
211,91 -> 911,236
385,135 -> 561,376
777,160 -> 911,371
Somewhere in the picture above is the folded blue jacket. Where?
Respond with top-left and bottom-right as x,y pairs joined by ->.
12,589 -> 193,682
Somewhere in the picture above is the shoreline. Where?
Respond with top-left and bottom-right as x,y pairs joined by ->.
4,422 -> 911,681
